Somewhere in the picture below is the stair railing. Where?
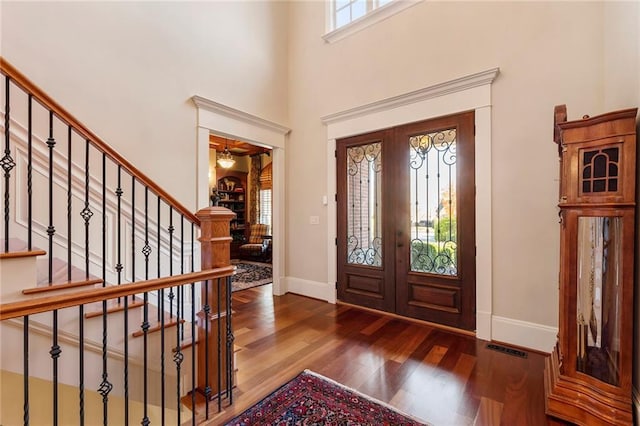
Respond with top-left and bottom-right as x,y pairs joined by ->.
0,58 -> 198,310
0,57 -> 237,425
0,267 -> 234,425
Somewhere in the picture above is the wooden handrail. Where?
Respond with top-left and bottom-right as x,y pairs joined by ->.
0,57 -> 199,225
0,267 -> 234,320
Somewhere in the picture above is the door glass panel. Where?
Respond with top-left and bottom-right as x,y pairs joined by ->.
409,129 -> 458,276
346,142 -> 382,267
576,216 -> 621,386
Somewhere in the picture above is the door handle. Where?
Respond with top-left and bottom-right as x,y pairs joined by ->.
397,231 -> 403,247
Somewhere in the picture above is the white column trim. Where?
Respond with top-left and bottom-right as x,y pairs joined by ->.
322,68 -> 498,341
192,96 -> 289,296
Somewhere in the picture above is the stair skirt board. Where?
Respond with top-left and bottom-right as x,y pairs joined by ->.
0,369 -> 190,425
0,316 -> 197,409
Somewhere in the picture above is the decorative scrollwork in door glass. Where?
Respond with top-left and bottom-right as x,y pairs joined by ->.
409,128 -> 458,276
346,142 -> 382,267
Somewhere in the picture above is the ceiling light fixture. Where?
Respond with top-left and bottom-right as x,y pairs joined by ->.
217,139 -> 236,169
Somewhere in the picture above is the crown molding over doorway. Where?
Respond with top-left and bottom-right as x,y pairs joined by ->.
319,68 -> 556,350
321,67 -> 499,126
192,95 -> 290,296
192,95 -> 291,137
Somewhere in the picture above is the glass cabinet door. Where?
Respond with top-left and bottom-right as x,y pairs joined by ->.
575,216 -> 621,386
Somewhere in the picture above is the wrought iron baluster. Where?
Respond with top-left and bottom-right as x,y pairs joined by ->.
2,76 -> 14,252
131,176 -> 136,303
47,111 -> 56,283
168,206 -> 174,319
217,277 -> 222,412
174,286 -> 183,426
141,183 -> 151,426
102,153 -> 106,288
23,315 -> 29,426
99,153 -> 111,426
226,275 -> 234,403
27,95 -> 33,250
141,292 -> 150,426
116,165 -> 123,300
180,215 -> 185,341
180,216 -> 185,340
190,224 -> 196,426
79,305 -> 85,426
160,287 -> 166,425
51,310 -> 61,426
124,297 -> 129,425
174,214 -> 183,425
67,126 -> 72,282
204,280 -> 211,419
143,187 -> 150,280
81,140 -> 93,278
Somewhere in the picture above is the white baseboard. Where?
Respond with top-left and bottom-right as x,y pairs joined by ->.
283,276 -> 336,303
633,386 -> 639,423
491,315 -> 557,353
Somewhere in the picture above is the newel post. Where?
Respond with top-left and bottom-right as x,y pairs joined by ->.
195,206 -> 236,400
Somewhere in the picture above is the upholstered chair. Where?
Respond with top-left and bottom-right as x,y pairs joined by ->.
239,223 -> 271,262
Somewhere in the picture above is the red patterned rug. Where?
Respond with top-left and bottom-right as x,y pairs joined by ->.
225,370 -> 429,425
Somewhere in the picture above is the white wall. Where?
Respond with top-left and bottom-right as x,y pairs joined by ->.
286,1 -> 627,344
0,1 -> 289,211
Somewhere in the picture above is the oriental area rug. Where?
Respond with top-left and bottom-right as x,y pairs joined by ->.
225,370 -> 430,426
231,261 -> 272,292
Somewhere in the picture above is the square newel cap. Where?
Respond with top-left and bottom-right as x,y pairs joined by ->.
196,206 -> 237,222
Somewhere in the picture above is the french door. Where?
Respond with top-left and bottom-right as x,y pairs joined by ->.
336,111 -> 476,330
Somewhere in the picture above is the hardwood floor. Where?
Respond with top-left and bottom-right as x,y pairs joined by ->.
198,285 -> 567,425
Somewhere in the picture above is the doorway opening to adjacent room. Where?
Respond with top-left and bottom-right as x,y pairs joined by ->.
209,135 -> 273,292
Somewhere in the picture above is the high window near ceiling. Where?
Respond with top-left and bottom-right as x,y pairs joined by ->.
324,0 -> 421,43
333,0 -> 393,29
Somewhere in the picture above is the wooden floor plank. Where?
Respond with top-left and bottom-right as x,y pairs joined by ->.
197,285 -> 564,425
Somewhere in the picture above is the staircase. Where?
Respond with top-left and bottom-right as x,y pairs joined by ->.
0,58 -> 236,425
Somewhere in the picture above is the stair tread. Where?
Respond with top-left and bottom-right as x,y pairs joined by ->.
84,297 -> 146,319
36,257 -> 100,286
22,278 -> 104,294
132,316 -> 185,337
0,238 -> 46,259
173,338 -> 199,352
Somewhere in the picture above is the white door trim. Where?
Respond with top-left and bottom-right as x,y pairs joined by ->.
192,96 -> 290,295
321,68 -> 499,340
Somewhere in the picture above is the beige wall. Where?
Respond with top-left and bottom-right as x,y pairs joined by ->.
2,0 -> 638,359
0,1 -> 289,210
286,1 -> 630,332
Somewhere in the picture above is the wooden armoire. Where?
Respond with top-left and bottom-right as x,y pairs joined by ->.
544,105 -> 638,425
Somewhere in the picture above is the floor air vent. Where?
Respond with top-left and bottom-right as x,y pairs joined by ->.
486,343 -> 528,358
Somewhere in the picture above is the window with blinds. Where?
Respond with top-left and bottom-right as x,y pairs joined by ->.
259,161 -> 273,229
259,162 -> 272,190
259,189 -> 272,230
